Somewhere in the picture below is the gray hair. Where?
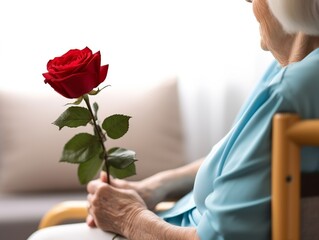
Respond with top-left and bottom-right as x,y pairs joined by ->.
268,0 -> 319,36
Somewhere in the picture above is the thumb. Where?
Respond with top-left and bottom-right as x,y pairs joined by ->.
100,171 -> 127,188
100,171 -> 108,182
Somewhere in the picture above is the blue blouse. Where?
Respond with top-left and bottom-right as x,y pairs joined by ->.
158,48 -> 319,240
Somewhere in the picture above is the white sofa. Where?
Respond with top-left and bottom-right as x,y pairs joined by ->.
0,76 -> 247,240
0,78 -> 189,240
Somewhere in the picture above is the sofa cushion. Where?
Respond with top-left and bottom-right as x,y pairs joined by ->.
0,78 -> 186,192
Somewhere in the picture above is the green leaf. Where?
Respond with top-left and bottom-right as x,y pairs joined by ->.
109,162 -> 136,179
107,147 -> 137,179
102,114 -> 131,139
53,106 -> 92,130
108,147 -> 137,161
108,147 -> 137,169
60,133 -> 102,163
78,154 -> 103,184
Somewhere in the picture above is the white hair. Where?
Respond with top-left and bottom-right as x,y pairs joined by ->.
268,0 -> 319,36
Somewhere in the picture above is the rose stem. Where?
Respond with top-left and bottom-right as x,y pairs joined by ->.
83,94 -> 111,184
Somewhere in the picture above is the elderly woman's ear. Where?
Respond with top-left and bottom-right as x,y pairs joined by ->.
268,0 -> 319,35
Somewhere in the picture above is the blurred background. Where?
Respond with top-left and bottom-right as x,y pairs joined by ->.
0,0 -> 273,161
0,0 -> 274,239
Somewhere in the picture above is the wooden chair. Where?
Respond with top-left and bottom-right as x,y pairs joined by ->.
38,113 -> 319,240
38,200 -> 175,229
38,200 -> 88,229
272,113 -> 319,240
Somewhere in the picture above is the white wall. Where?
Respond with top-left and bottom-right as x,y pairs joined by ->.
0,0 -> 274,161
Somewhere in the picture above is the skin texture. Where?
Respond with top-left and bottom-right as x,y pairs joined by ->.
86,1 -> 319,239
250,0 -> 319,66
87,160 -> 202,239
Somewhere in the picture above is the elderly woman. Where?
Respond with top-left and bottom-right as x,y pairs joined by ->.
28,0 -> 319,239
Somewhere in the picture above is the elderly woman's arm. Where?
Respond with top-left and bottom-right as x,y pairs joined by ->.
86,159 -> 203,239
99,158 -> 204,210
87,177 -> 200,240
126,209 -> 199,240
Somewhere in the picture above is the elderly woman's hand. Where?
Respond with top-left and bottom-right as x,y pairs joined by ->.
99,172 -> 168,210
86,178 -> 147,236
86,158 -> 203,229
97,159 -> 203,211
86,177 -> 199,240
85,160 -> 203,239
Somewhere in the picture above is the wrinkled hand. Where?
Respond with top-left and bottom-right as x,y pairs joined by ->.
100,172 -> 166,209
86,177 -> 147,236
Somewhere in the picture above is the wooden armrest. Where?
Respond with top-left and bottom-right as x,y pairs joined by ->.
38,200 -> 176,229
39,201 -> 88,229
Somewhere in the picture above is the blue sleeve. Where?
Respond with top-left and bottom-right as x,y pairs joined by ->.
196,89 -> 288,239
196,49 -> 319,239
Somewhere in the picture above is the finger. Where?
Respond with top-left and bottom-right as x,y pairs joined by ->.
109,178 -> 129,189
100,171 -> 116,184
100,171 -> 107,182
86,214 -> 96,228
86,200 -> 96,227
87,179 -> 107,194
87,193 -> 94,205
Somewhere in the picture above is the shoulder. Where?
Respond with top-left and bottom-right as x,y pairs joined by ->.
282,48 -> 319,96
285,49 -> 319,84
277,48 -> 319,118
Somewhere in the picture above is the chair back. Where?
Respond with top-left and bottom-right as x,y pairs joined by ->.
272,113 -> 319,240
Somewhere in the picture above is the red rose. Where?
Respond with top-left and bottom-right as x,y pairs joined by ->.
43,47 -> 109,99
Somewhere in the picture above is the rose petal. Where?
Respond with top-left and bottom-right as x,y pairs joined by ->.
48,71 -> 100,98
44,79 -> 71,98
43,47 -> 108,99
99,65 -> 109,83
47,47 -> 93,78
